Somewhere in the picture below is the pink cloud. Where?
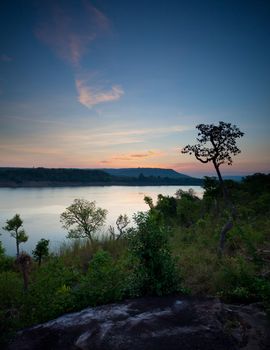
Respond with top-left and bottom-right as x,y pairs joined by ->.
76,79 -> 124,107
35,1 -> 110,66
113,150 -> 164,161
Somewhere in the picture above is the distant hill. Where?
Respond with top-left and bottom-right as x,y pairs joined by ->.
102,168 -> 197,179
0,167 -> 203,187
0,167 -> 112,186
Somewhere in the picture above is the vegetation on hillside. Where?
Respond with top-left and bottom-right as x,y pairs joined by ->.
0,167 -> 202,186
0,173 -> 270,346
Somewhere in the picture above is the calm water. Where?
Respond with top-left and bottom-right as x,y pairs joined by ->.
0,186 -> 203,256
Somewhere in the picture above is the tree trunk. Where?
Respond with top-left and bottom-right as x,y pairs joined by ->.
213,162 -> 228,201
213,161 -> 235,255
16,237 -> 20,257
219,219 -> 233,255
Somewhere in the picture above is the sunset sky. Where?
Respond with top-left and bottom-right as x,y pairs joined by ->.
0,0 -> 269,176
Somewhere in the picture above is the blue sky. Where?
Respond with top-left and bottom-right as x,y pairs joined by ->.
0,0 -> 269,176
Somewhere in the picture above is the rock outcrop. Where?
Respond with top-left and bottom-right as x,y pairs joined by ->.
8,296 -> 270,350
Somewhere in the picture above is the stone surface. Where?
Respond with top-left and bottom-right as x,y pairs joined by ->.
7,296 -> 270,350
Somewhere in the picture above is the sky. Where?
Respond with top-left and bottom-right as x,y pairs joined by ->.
0,0 -> 269,177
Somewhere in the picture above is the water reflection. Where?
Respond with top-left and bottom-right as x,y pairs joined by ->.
0,186 -> 203,256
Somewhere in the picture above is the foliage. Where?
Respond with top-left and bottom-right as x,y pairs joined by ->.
2,214 -> 28,256
182,122 -> 244,253
116,214 -> 130,236
128,212 -> 180,296
0,271 -> 23,345
0,167 -> 203,186
0,173 -> 270,346
32,239 -> 50,266
60,199 -> 107,243
109,214 -> 130,240
181,122 -> 244,170
202,176 -> 221,198
144,195 -> 154,209
21,258 -> 80,325
155,194 -> 177,220
175,189 -> 201,227
0,167 -> 112,184
216,256 -> 270,303
74,250 -> 126,308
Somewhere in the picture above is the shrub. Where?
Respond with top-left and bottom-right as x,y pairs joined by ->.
22,259 -> 80,324
127,212 -> 181,296
74,250 -> 126,307
155,195 -> 177,220
216,256 -> 258,302
0,271 -> 23,346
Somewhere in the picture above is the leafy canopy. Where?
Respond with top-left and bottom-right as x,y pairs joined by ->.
32,238 -> 50,266
2,214 -> 28,256
60,199 -> 107,242
128,212 -> 180,296
182,122 -> 244,167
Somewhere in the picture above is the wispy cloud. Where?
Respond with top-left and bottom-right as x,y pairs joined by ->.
55,124 -> 189,147
35,1 -> 110,66
76,79 -> 124,107
113,150 -> 164,161
35,1 -> 123,108
0,54 -> 13,62
97,125 -> 190,138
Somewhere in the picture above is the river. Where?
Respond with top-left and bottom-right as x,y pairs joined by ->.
0,185 -> 203,256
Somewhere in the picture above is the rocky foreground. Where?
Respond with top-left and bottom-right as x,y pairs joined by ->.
8,296 -> 270,350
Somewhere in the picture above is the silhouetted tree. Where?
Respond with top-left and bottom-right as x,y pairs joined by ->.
182,122 -> 244,200
181,122 -> 244,254
144,196 -> 154,209
116,214 -> 130,239
3,214 -> 28,257
60,199 -> 107,244
32,238 -> 50,266
109,214 -> 130,240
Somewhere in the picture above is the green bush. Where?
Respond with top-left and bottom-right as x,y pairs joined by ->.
0,255 -> 15,272
0,271 -> 23,345
127,212 -> 181,296
22,259 -> 80,324
216,256 -> 259,302
155,194 -> 177,220
74,250 -> 126,307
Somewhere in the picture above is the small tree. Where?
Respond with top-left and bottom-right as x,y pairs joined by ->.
32,238 -> 50,266
181,122 -> 244,254
182,122 -> 244,200
60,199 -> 107,244
109,214 -> 130,240
3,214 -> 28,256
116,214 -> 130,239
144,196 -> 154,209
128,212 -> 180,296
